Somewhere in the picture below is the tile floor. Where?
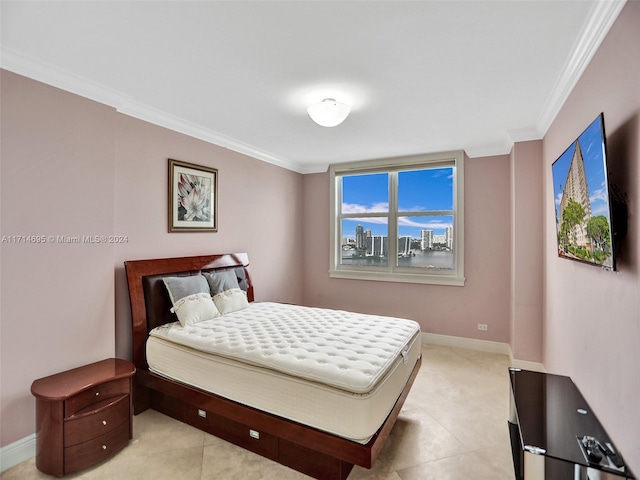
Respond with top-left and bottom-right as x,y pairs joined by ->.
2,344 -> 516,480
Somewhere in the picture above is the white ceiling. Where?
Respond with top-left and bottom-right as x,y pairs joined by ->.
0,1 -> 626,173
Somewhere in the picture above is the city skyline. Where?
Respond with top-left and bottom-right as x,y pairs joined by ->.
341,222 -> 455,269
342,225 -> 453,245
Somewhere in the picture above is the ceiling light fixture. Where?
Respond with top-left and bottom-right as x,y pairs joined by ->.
307,98 -> 350,127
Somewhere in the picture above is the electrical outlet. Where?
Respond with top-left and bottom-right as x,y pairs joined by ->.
198,409 -> 207,418
477,323 -> 488,331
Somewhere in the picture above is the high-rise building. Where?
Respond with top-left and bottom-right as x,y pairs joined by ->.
398,236 -> 412,256
366,235 -> 388,256
355,224 -> 366,253
421,230 -> 433,250
445,226 -> 453,250
559,141 -> 592,246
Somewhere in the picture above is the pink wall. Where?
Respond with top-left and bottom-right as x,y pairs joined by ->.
302,155 -> 512,343
542,1 -> 640,473
0,70 -> 304,447
510,140 -> 543,362
1,72 -> 117,446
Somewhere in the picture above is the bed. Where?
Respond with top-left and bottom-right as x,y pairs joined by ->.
125,252 -> 422,480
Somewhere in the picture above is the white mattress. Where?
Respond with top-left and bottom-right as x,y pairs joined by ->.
147,302 -> 421,442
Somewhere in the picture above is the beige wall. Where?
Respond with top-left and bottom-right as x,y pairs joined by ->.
301,154 -> 513,344
0,70 -> 304,446
543,1 -> 640,473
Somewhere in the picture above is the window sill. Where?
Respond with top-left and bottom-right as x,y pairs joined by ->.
329,269 -> 465,286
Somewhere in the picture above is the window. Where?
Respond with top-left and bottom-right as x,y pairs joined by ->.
329,151 -> 465,286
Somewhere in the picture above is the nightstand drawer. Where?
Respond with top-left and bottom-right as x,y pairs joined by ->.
64,420 -> 129,473
65,394 -> 130,447
32,358 -> 135,476
65,378 -> 129,416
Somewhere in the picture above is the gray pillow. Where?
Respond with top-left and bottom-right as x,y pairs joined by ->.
203,270 -> 239,295
162,275 -> 210,304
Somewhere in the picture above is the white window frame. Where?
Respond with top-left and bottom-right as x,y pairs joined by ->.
329,151 -> 465,286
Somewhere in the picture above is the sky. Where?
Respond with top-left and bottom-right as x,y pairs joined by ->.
341,167 -> 454,239
552,114 -> 612,227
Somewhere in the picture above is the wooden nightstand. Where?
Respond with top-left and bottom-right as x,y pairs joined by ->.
31,358 -> 136,476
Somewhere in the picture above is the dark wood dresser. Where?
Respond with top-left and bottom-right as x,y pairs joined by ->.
31,358 -> 136,476
509,368 -> 634,479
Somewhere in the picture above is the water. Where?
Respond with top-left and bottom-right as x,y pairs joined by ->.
341,249 -> 453,269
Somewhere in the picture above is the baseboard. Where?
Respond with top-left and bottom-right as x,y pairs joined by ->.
421,332 -> 546,372
509,357 -> 546,372
0,433 -> 35,473
421,332 -> 512,356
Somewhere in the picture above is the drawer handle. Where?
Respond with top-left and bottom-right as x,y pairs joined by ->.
102,420 -> 107,426
102,445 -> 107,450
95,392 -> 100,396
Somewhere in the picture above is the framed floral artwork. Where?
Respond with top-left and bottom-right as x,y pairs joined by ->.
168,159 -> 218,232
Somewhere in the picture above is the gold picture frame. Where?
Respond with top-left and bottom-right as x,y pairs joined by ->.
168,159 -> 218,232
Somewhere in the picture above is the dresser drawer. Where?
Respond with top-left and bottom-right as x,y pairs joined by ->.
65,394 -> 129,447
65,378 -> 129,416
64,420 -> 129,474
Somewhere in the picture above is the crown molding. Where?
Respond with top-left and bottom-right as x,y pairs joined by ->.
507,126 -> 544,144
0,48 -> 303,174
537,0 -> 627,134
297,163 -> 330,175
463,140 -> 513,159
117,101 -> 302,173
0,48 -> 132,109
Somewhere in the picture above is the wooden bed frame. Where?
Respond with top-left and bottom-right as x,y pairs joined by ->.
125,252 -> 421,480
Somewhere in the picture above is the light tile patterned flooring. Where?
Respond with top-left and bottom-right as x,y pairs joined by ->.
2,344 -> 515,479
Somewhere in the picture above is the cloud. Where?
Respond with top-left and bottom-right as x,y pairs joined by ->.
430,169 -> 453,180
344,216 -> 388,225
341,202 -> 388,214
398,217 -> 452,230
583,139 -> 594,157
590,183 -> 608,205
555,191 -> 563,207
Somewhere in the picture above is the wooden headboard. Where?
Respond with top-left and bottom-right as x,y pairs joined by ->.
124,253 -> 253,370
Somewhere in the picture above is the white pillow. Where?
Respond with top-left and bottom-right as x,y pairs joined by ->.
213,288 -> 249,315
171,292 -> 220,326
